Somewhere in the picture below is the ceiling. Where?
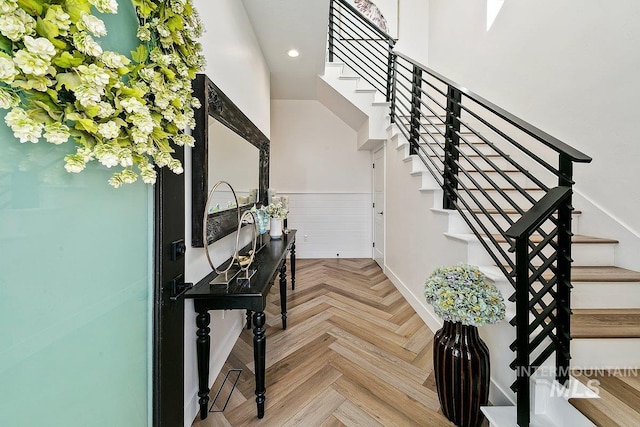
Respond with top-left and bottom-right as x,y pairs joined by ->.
242,0 -> 330,100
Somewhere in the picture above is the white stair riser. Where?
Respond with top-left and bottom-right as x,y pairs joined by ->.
469,212 -> 580,235
402,157 -> 520,180
421,131 -> 484,145
572,282 -> 640,308
419,172 -> 442,191
460,189 -> 545,211
572,338 -> 640,368
531,377 -> 597,426
330,77 -> 377,104
458,171 -> 531,189
421,141 -> 502,156
492,240 -> 615,267
323,62 -> 346,78
457,156 -> 520,171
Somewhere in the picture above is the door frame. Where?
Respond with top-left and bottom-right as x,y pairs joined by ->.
153,145 -> 186,426
372,145 -> 385,267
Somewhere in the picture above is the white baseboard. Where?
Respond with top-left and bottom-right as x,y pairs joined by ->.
184,314 -> 244,427
384,264 -> 442,332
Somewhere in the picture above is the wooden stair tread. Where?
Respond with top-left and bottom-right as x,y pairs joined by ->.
488,234 -> 618,244
571,266 -> 640,282
469,208 -> 582,215
420,135 -> 485,140
572,309 -> 640,338
420,130 -> 475,134
423,155 -> 506,160
497,265 -> 640,282
569,370 -> 640,426
465,169 -> 521,173
470,187 -> 543,192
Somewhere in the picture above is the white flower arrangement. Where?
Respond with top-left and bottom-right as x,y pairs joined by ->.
0,0 -> 204,187
265,202 -> 288,219
424,264 -> 506,327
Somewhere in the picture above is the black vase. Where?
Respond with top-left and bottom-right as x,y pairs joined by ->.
433,321 -> 490,427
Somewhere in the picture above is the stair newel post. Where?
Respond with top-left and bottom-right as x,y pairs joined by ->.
328,0 -> 335,62
409,64 -> 422,155
389,53 -> 397,123
556,154 -> 574,386
443,86 -> 462,210
514,235 -> 531,427
385,39 -> 396,102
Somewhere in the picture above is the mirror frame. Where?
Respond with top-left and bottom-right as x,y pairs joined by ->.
191,74 -> 270,247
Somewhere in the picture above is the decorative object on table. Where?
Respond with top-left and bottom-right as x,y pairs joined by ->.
280,196 -> 290,232
252,206 -> 269,235
204,181 -> 241,286
424,264 -> 506,427
265,201 -> 288,240
235,209 -> 258,284
0,0 -> 204,187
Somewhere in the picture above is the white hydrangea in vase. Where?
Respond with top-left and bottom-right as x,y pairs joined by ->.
265,202 -> 288,239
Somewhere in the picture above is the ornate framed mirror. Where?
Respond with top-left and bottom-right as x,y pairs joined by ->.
191,74 -> 270,247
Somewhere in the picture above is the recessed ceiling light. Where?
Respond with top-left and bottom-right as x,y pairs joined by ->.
287,49 -> 299,58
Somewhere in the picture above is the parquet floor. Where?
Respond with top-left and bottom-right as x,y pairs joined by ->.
192,258 -> 453,427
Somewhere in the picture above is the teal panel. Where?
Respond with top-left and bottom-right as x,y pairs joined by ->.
0,3 -> 151,426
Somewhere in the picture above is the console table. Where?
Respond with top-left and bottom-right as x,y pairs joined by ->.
185,230 -> 296,420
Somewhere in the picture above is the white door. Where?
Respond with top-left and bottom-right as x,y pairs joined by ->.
373,146 -> 385,267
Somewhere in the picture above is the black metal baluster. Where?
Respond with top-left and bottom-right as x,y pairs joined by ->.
385,39 -> 395,102
443,87 -> 462,210
514,237 -> 531,427
390,53 -> 397,124
409,65 -> 422,155
556,154 -> 573,386
328,0 -> 335,62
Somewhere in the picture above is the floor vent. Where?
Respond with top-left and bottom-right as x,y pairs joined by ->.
209,369 -> 242,413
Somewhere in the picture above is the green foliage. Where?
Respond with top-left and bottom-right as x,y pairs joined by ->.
424,264 -> 506,327
1,0 -> 204,187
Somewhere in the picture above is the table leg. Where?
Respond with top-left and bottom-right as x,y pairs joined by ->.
279,262 -> 287,330
290,240 -> 296,290
246,309 -> 252,329
252,311 -> 266,418
196,310 -> 211,419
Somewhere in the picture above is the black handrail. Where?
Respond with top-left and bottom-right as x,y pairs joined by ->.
327,5 -> 591,427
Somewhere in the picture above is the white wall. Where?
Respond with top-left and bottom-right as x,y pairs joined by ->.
395,0 -> 429,64
427,0 -> 640,267
184,1 -> 270,425
270,100 -> 373,258
197,0 -> 271,136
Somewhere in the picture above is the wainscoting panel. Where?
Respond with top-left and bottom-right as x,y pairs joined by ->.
282,193 -> 372,259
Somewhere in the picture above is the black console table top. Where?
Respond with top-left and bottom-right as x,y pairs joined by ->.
185,230 -> 296,420
187,231 -> 296,312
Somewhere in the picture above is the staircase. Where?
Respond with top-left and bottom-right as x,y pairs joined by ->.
319,60 -> 640,426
